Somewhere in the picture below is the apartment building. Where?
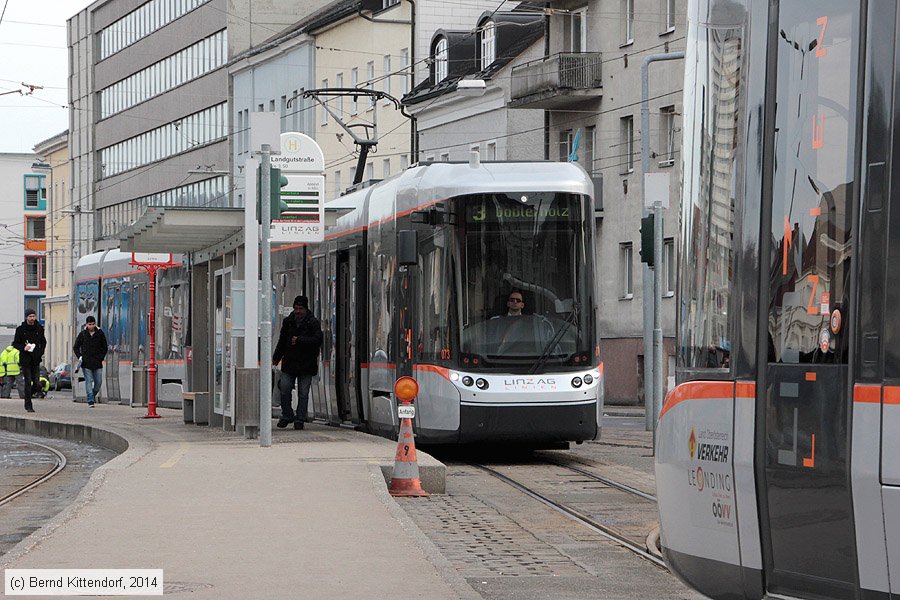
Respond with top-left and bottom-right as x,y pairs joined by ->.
506,0 -> 687,403
34,131 -> 73,371
0,155 -> 40,341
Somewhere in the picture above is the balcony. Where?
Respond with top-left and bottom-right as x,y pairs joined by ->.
510,52 -> 603,109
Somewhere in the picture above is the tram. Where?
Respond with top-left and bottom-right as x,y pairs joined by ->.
73,250 -> 189,406
656,1 -> 900,599
272,160 -> 603,445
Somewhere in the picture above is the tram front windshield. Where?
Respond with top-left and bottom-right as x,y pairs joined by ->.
458,192 -> 593,371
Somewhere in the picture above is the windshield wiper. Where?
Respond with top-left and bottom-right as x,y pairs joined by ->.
529,305 -> 578,374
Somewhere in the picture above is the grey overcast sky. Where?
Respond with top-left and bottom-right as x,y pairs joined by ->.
0,0 -> 94,154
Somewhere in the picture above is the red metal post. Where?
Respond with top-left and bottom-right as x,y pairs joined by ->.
130,254 -> 175,419
145,266 -> 160,418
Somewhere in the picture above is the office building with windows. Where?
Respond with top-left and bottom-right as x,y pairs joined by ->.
67,0 -> 326,254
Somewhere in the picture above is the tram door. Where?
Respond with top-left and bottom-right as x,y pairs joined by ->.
758,2 -> 860,598
334,252 -> 353,421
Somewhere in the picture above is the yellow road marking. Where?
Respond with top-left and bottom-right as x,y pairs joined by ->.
159,444 -> 190,468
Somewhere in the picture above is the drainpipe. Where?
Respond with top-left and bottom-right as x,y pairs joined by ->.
641,51 -> 684,446
358,1 -> 417,161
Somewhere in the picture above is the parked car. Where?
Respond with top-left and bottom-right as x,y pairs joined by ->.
48,363 -> 72,391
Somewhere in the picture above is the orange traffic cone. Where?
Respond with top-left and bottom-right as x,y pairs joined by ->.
389,412 -> 429,497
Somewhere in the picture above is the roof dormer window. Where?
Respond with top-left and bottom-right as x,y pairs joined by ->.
433,37 -> 448,82
479,20 -> 496,70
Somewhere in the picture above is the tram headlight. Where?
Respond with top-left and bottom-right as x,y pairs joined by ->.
571,377 -> 583,388
583,374 -> 593,385
450,371 -> 460,382
462,376 -> 474,387
475,378 -> 489,390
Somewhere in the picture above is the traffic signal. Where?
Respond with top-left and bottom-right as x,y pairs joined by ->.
639,215 -> 655,267
257,167 -> 289,222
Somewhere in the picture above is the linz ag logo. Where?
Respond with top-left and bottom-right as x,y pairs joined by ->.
503,377 -> 557,390
688,429 -> 697,459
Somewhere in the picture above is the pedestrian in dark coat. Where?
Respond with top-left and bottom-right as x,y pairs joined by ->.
273,295 -> 323,429
13,309 -> 46,412
73,316 -> 109,407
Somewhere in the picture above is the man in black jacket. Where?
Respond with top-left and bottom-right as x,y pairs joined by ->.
73,316 -> 108,407
13,309 -> 46,412
273,295 -> 323,430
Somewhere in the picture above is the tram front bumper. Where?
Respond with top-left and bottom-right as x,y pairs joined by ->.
458,401 -> 598,443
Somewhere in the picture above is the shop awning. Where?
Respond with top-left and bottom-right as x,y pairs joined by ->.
119,207 -> 245,254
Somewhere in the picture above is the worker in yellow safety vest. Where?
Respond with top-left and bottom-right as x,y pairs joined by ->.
0,345 -> 20,398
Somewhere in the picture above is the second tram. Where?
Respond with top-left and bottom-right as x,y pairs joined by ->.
273,160 -> 603,445
657,1 -> 900,599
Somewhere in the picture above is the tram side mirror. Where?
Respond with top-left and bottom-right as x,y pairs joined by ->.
398,230 -> 418,266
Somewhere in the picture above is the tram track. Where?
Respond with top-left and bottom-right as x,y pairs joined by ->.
0,433 -> 67,508
471,458 -> 666,569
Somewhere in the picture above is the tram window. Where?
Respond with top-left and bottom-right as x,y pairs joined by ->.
416,231 -> 455,363
677,21 -> 744,370
766,4 -> 858,365
457,192 -> 593,368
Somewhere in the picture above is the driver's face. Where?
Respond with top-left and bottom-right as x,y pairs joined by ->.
508,295 -> 523,306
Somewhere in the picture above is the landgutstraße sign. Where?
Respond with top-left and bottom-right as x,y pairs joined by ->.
270,132 -> 325,244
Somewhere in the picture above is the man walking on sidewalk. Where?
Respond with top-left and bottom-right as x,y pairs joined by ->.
273,295 -> 323,430
73,316 -> 108,407
13,309 -> 46,412
0,344 -> 18,398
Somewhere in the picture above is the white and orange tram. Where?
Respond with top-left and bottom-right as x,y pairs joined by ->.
272,160 -> 604,445
656,1 -> 900,599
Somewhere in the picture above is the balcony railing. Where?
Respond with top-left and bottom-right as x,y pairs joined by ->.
510,52 -> 603,108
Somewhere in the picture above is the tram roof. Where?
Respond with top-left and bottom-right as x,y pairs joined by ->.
330,161 -> 593,235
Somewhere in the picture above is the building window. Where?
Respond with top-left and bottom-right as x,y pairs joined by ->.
664,0 -> 676,32
25,256 -> 44,289
334,170 -> 341,198
622,0 -> 635,45
486,141 -> 497,161
383,158 -> 391,178
433,38 -> 448,83
568,7 -> 588,52
351,68 -> 359,114
383,0 -> 399,7
620,243 -> 633,299
24,175 -> 45,208
383,55 -> 391,99
366,162 -> 374,181
480,20 -> 496,70
659,105 -> 677,166
26,216 -> 45,240
663,238 -> 675,296
400,48 -> 409,95
336,73 -> 344,115
440,153 -> 450,162
24,296 -> 40,320
367,61 -> 375,109
558,129 -> 573,162
400,154 -> 409,171
620,116 -> 634,173
584,125 -> 596,174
